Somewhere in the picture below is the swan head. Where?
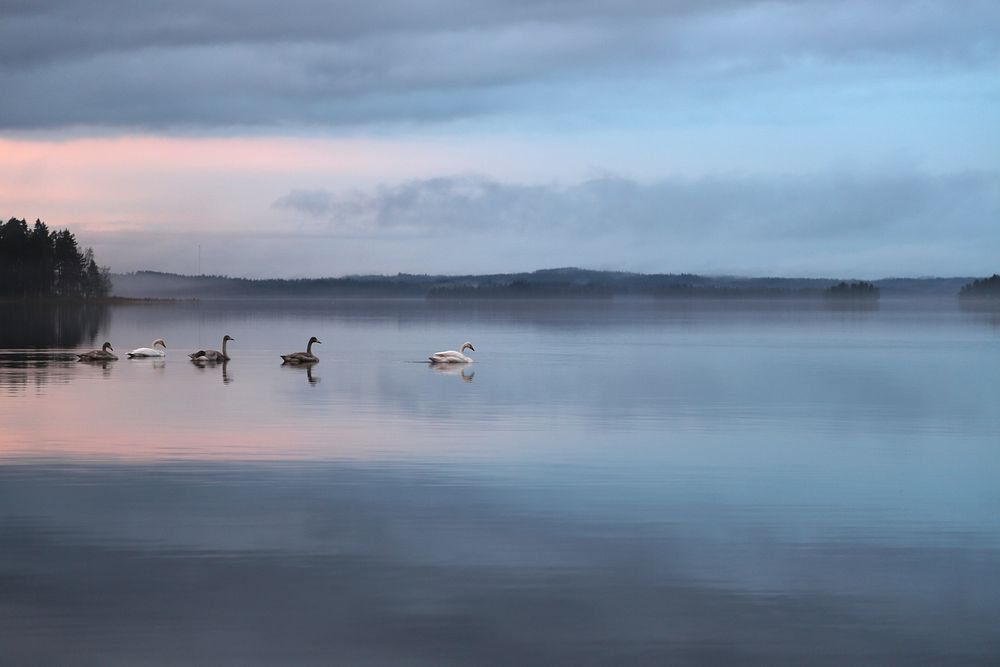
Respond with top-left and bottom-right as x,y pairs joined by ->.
223,335 -> 234,342
153,339 -> 166,348
309,336 -> 322,345
461,342 -> 475,353
102,342 -> 114,352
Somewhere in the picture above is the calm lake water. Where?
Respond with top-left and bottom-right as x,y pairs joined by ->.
1,299 -> 998,665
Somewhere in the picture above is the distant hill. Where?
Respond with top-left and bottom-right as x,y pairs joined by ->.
110,268 -> 977,300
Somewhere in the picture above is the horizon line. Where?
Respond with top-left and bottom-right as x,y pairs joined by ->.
111,267 -> 989,283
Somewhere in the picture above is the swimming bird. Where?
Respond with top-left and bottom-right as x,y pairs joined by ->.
281,336 -> 320,364
189,335 -> 234,362
127,339 -> 166,358
429,342 -> 475,364
77,342 -> 118,361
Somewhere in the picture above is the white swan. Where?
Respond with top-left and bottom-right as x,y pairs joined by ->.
429,342 -> 475,364
127,339 -> 166,358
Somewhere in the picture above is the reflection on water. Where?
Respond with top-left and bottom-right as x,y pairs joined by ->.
4,461 -> 997,666
960,298 -> 1000,329
1,299 -> 998,665
0,301 -> 109,348
75,359 -> 116,376
0,350 -> 79,394
281,360 -> 320,385
192,358 -> 234,384
430,362 -> 475,382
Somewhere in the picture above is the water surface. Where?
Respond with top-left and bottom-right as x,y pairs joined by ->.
1,299 -> 998,665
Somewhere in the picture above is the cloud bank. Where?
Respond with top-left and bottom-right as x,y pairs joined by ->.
238,170 -> 997,277
1,0 -> 997,130
275,171 -> 998,236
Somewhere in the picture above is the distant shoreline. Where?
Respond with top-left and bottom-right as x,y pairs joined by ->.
107,268 -> 985,301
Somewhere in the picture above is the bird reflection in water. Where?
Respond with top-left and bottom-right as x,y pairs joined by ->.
129,355 -> 167,374
79,359 -> 115,378
282,361 -> 320,385
190,357 -> 234,384
430,363 -> 475,382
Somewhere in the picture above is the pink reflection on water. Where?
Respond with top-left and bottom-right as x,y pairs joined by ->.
0,359 -> 412,462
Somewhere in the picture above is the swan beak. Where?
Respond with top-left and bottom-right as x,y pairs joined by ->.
468,345 -> 475,351
316,340 -> 322,345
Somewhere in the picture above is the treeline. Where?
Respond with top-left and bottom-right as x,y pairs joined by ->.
0,217 -> 110,298
112,268 -> 979,300
959,274 -> 1000,299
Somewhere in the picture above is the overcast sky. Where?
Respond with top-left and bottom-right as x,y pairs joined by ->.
1,0 -> 998,277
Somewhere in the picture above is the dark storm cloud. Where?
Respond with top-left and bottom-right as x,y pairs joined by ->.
0,0 -> 997,129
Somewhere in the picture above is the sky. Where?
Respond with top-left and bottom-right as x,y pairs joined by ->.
1,0 -> 998,278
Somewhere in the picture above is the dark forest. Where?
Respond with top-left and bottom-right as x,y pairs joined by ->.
0,217 -> 110,298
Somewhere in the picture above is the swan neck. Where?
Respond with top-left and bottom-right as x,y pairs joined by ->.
222,337 -> 228,356
306,339 -> 313,354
